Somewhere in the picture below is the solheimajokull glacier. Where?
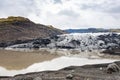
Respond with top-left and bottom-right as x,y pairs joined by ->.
6,33 -> 120,54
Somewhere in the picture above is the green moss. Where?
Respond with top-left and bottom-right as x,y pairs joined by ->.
0,16 -> 30,24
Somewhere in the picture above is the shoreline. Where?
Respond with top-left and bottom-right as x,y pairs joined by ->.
0,61 -> 120,80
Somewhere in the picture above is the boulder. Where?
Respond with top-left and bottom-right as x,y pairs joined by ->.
106,63 -> 120,74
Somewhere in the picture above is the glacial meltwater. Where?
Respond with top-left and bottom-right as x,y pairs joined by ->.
0,49 -> 119,76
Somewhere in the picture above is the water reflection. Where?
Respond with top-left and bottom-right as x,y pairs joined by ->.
0,49 -> 119,76
0,56 -> 118,76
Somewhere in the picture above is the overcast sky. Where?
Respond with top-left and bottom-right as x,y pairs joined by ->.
0,0 -> 120,29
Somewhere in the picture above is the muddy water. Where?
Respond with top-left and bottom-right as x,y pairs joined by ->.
0,49 -> 59,70
0,49 -> 119,76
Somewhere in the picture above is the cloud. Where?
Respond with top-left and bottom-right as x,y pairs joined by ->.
58,9 -> 79,17
0,0 -> 119,29
54,0 -> 62,4
0,0 -> 36,17
79,0 -> 120,13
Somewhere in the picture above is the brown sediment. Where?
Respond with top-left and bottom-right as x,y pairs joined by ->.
0,50 -> 59,70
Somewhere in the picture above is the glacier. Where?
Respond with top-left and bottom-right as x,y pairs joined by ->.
5,32 -> 120,53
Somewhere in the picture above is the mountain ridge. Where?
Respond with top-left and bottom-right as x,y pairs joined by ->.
65,28 -> 120,33
0,16 -> 66,47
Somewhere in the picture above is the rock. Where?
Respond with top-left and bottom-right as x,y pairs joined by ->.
32,39 -> 51,48
34,77 -> 42,80
106,63 -> 120,74
100,67 -> 103,70
33,45 -> 39,49
66,74 -> 74,79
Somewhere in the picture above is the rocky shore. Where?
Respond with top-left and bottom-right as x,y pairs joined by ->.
0,61 -> 120,80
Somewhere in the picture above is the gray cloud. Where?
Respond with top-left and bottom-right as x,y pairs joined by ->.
80,4 -> 100,10
79,0 -> 120,13
58,9 -> 80,17
54,0 -> 62,4
0,0 -> 119,29
105,6 -> 120,13
0,0 -> 36,17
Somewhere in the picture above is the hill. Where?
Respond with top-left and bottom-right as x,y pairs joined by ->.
65,28 -> 109,33
110,29 -> 120,32
0,16 -> 66,47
